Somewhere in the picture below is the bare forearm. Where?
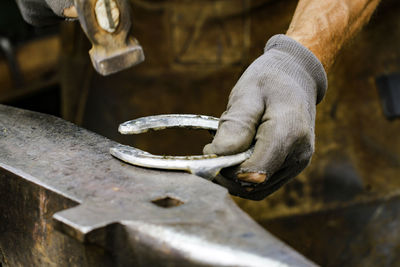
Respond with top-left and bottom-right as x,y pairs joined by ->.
286,0 -> 381,71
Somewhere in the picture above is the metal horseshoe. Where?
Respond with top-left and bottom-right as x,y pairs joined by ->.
109,114 -> 253,180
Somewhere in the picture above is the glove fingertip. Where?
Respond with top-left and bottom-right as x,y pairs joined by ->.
203,143 -> 215,155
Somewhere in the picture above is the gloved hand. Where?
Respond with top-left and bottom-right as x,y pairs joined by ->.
204,34 -> 327,200
16,0 -> 75,26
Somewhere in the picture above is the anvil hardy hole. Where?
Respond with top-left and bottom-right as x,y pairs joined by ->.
152,196 -> 184,208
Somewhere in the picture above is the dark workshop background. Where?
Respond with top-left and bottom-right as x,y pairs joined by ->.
1,0 -> 400,266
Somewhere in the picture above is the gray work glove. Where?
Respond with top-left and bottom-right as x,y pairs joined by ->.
204,34 -> 327,200
16,0 -> 74,26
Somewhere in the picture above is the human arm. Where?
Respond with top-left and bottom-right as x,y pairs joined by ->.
287,0 -> 382,71
204,0 -> 381,200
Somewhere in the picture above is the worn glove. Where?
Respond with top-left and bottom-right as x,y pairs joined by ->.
16,0 -> 74,26
204,34 -> 327,200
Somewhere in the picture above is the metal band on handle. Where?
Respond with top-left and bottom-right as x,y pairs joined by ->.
110,115 -> 253,180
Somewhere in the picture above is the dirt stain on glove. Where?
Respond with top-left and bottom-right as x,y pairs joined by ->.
63,5 -> 77,18
237,173 -> 267,184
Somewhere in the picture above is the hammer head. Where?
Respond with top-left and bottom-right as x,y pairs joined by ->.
74,0 -> 144,76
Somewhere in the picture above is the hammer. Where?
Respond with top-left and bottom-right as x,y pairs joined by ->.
74,0 -> 145,76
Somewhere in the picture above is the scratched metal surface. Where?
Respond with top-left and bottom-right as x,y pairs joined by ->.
0,104 -> 315,266
62,1 -> 400,264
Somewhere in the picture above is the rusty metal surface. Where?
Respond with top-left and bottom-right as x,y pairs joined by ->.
0,104 -> 315,266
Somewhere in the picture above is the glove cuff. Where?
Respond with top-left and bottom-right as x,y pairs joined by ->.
265,34 -> 328,104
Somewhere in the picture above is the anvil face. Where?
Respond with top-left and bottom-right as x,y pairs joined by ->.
0,105 -> 314,266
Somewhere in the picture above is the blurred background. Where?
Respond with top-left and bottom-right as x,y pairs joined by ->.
1,0 -> 400,265
0,0 -> 61,115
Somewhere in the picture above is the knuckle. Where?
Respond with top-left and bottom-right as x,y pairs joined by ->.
299,155 -> 312,167
218,110 -> 231,122
297,149 -> 313,167
211,137 -> 249,155
296,126 -> 312,139
282,127 -> 312,148
276,113 -> 313,141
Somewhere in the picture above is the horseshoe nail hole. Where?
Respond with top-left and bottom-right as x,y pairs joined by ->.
151,196 -> 184,208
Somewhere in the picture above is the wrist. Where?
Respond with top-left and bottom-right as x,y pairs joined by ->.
285,32 -> 332,72
265,34 -> 328,104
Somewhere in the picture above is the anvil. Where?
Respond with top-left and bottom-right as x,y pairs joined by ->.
0,105 -> 315,266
